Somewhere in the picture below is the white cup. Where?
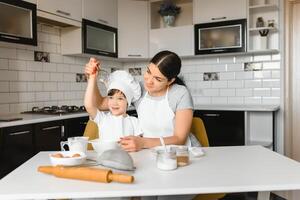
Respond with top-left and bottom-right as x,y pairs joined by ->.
89,139 -> 120,155
60,136 -> 89,153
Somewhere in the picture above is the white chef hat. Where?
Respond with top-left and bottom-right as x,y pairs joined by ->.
107,70 -> 141,106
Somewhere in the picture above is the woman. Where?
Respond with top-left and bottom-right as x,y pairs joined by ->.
85,50 -> 197,152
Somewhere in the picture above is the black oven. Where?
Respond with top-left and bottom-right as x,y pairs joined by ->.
194,19 -> 246,55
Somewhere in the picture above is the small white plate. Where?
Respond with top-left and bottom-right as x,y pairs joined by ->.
49,151 -> 87,166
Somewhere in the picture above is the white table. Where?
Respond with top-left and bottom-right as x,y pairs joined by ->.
1,146 -> 300,200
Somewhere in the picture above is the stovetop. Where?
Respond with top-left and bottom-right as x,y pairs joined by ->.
21,105 -> 86,115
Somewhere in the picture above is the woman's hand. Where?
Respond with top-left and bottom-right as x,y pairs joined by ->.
85,57 -> 100,79
119,136 -> 144,152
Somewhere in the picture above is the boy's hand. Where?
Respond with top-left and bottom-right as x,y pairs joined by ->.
85,57 -> 100,79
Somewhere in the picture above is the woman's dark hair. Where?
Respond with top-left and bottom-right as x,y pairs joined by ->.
150,50 -> 185,86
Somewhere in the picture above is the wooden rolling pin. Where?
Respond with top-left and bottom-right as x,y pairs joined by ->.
38,166 -> 134,184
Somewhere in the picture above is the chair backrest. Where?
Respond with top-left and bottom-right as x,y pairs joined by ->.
190,117 -> 210,147
83,120 -> 99,150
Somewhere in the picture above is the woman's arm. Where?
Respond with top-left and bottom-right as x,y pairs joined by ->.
84,58 -> 109,119
120,109 -> 193,152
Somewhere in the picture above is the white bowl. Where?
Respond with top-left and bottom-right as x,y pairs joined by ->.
89,139 -> 120,156
49,151 -> 87,166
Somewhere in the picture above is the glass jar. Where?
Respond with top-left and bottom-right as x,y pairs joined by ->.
156,149 -> 177,171
176,146 -> 190,167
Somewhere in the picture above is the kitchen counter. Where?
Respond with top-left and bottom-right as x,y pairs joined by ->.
194,104 -> 279,112
0,113 -> 89,128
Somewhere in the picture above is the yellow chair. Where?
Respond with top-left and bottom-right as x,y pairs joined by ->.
83,120 -> 99,150
191,117 -> 226,200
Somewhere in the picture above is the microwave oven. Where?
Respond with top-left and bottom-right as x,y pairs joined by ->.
0,0 -> 37,46
82,19 -> 118,58
194,19 -> 246,55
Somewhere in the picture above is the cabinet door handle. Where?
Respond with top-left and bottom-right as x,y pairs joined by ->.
9,130 -> 30,136
97,19 -> 108,24
212,49 -> 225,52
211,17 -> 226,21
203,114 -> 220,117
56,10 -> 71,16
128,54 -> 142,57
1,35 -> 20,40
42,126 -> 60,131
61,125 -> 65,137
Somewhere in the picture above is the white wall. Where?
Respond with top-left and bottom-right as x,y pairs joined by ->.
0,23 -> 122,114
124,54 -> 281,106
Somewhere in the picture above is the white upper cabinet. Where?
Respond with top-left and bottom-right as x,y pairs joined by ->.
150,25 -> 194,57
118,0 -> 149,59
82,0 -> 117,28
194,0 -> 247,24
37,0 -> 82,22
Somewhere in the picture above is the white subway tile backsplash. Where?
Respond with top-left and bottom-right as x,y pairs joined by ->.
43,62 -> 57,72
63,56 -> 76,64
244,97 -> 262,104
0,93 -> 18,103
27,61 -> 43,71
235,55 -> 253,63
63,73 -> 75,82
41,24 -> 60,35
227,63 -> 244,71
49,35 -> 60,44
43,82 -> 57,91
271,54 -> 281,61
263,79 -> 280,87
219,72 -> 235,80
212,64 -> 227,72
27,82 -> 43,92
0,81 -> 9,92
0,104 -> 9,114
69,65 -> 83,73
9,103 -> 28,113
235,71 -> 253,80
211,81 -> 227,88
271,70 -> 280,79
228,80 -> 244,88
16,49 -> 34,61
194,96 -> 211,105
9,82 -> 27,92
19,92 -> 35,102
228,97 -> 244,104
196,81 -> 211,89
245,80 -> 262,88
253,71 -> 271,79
253,88 -> 271,96
219,56 -> 234,63
0,47 -> 16,59
43,43 -> 57,53
212,97 -> 227,104
38,32 -> 49,42
35,72 -> 50,81
50,73 -> 63,82
253,55 -> 272,61
262,97 -> 280,105
64,91 -> 76,100
0,70 -> 18,81
271,88 -> 280,97
220,89 -> 235,96
9,60 -> 27,71
236,89 -> 252,97
50,92 -> 64,101
50,53 -> 64,63
58,82 -> 70,91
57,64 -> 70,72
35,92 -> 50,101
203,89 -> 219,96
0,58 -> 8,70
263,62 -> 280,69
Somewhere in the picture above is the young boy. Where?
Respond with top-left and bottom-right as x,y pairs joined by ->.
84,69 -> 142,141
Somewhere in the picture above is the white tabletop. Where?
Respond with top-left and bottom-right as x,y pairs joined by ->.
1,146 -> 300,199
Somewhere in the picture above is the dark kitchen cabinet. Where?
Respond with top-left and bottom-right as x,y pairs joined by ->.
0,124 -> 35,178
64,116 -> 89,139
194,110 -> 244,146
35,120 -> 63,152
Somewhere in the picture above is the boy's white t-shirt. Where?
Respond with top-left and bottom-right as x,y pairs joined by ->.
91,109 -> 142,141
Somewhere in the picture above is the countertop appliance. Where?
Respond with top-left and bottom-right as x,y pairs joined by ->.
194,19 -> 246,54
21,105 -> 86,115
0,0 -> 37,45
